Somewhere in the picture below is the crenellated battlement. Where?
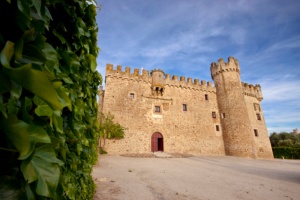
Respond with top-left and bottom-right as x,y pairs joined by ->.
241,82 -> 263,101
210,57 -> 240,80
105,64 -> 215,93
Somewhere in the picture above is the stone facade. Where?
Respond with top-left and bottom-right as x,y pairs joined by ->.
98,57 -> 273,159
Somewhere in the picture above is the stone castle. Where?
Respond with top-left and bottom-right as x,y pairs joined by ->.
98,57 -> 273,159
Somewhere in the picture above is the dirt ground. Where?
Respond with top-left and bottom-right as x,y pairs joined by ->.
92,154 -> 300,200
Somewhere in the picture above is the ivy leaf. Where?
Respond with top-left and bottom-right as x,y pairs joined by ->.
33,96 -> 53,117
7,98 -> 19,115
28,124 -> 51,144
0,40 -> 14,68
0,115 -> 34,160
52,111 -> 63,133
21,145 -> 63,198
32,0 -> 42,17
88,54 -> 96,71
17,0 -> 31,19
10,81 -> 22,100
1,41 -> 67,110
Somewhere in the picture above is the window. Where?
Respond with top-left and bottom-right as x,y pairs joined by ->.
129,93 -> 134,99
222,113 -> 226,118
256,113 -> 261,120
155,106 -> 161,113
212,112 -> 216,118
183,104 -> 187,111
205,94 -> 208,100
216,125 -> 220,131
253,103 -> 261,111
254,129 -> 258,137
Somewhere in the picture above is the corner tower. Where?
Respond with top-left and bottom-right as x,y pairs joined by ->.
211,57 -> 257,158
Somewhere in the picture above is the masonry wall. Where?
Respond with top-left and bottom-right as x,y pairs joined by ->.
244,95 -> 274,159
100,65 -> 225,155
99,58 -> 274,159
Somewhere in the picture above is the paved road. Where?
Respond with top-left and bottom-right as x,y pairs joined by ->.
92,155 -> 300,200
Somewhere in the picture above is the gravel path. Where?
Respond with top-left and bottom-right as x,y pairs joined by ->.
92,155 -> 300,200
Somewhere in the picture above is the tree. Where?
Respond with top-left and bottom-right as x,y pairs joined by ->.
98,112 -> 126,150
269,131 -> 300,148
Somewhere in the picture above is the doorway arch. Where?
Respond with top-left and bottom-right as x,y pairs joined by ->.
151,132 -> 164,152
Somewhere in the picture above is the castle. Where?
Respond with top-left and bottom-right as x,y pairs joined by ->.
98,57 -> 273,159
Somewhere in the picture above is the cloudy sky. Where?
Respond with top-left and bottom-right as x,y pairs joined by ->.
95,0 -> 300,134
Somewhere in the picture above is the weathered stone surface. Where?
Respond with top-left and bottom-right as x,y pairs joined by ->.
99,57 -> 273,159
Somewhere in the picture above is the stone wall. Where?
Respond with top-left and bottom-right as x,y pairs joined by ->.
99,57 -> 274,159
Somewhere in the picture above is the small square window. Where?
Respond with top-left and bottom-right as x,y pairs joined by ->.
212,112 -> 216,118
183,104 -> 187,111
216,125 -> 220,131
254,129 -> 258,137
130,93 -> 134,99
222,113 -> 226,118
155,106 -> 161,113
256,113 -> 261,120
205,94 -> 208,100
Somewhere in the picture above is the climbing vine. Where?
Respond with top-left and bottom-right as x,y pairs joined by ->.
0,0 -> 101,199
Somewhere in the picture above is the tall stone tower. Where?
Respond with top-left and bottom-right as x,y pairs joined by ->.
210,57 -> 257,158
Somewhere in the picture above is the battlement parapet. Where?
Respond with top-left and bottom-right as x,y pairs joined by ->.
106,64 -> 150,82
106,64 -> 216,93
210,57 -> 240,80
241,82 -> 263,101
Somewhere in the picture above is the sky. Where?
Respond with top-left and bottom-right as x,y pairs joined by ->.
95,0 -> 300,134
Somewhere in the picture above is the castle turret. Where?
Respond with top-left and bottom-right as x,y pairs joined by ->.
150,69 -> 165,96
211,57 -> 257,158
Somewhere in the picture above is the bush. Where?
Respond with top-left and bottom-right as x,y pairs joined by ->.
0,0 -> 101,199
272,147 -> 300,159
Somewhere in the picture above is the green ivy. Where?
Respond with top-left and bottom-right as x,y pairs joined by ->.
0,0 -> 101,199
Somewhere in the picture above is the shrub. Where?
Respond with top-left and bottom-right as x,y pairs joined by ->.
272,147 -> 300,159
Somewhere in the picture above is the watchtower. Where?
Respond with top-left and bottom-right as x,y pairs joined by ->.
150,69 -> 165,96
210,57 -> 257,158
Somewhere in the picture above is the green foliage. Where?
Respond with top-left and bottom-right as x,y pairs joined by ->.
272,147 -> 300,159
269,132 -> 300,148
0,0 -> 101,199
98,112 -> 126,148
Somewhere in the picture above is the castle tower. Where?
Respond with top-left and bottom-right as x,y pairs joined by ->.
150,69 -> 165,96
211,57 -> 257,158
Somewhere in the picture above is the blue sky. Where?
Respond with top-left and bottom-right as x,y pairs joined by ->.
95,0 -> 300,134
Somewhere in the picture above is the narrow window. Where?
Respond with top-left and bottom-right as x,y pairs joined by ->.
130,93 -> 134,99
212,112 -> 216,118
253,103 -> 261,111
256,113 -> 261,120
183,104 -> 187,111
154,106 -> 160,113
205,94 -> 208,100
254,129 -> 258,137
222,113 -> 226,118
216,125 -> 220,131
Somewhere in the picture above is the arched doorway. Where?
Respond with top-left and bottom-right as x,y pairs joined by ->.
151,132 -> 164,152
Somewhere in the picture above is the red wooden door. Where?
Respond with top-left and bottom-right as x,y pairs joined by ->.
151,132 -> 163,152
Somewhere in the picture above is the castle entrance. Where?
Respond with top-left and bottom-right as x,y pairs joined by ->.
151,132 -> 164,152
